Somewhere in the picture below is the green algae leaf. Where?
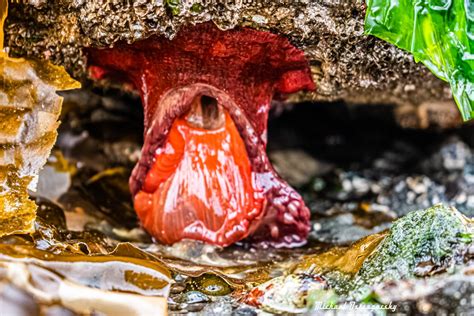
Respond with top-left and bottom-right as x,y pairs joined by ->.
365,0 -> 474,121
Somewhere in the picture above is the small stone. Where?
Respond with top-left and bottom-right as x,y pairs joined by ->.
176,291 -> 210,304
232,307 -> 257,316
170,283 -> 186,294
185,302 -> 206,312
270,149 -> 331,187
252,15 -> 268,24
417,299 -> 433,313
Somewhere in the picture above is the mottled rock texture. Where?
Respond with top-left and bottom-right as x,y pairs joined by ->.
4,0 -> 460,127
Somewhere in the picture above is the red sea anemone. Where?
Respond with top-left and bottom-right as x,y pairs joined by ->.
88,23 -> 314,247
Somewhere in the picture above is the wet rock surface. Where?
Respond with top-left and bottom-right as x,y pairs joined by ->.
4,1 -> 458,127
0,90 -> 473,314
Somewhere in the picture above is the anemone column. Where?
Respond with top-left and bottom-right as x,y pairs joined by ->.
88,23 -> 315,247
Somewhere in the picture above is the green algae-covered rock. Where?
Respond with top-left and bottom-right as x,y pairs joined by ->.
265,204 -> 472,311
297,204 -> 472,296
355,204 -> 472,288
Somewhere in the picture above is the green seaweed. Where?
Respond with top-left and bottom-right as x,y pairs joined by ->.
365,0 -> 474,121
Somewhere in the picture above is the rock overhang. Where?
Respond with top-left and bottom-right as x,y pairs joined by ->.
4,0 -> 460,127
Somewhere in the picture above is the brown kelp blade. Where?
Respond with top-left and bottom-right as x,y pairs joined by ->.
0,0 -> 80,236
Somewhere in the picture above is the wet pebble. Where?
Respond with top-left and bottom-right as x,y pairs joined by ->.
269,149 -> 332,187
199,299 -> 233,315
185,302 -> 206,312
176,291 -> 210,304
323,171 -> 373,201
232,307 -> 257,316
170,283 -> 186,294
420,137 -> 471,172
310,213 -> 390,245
